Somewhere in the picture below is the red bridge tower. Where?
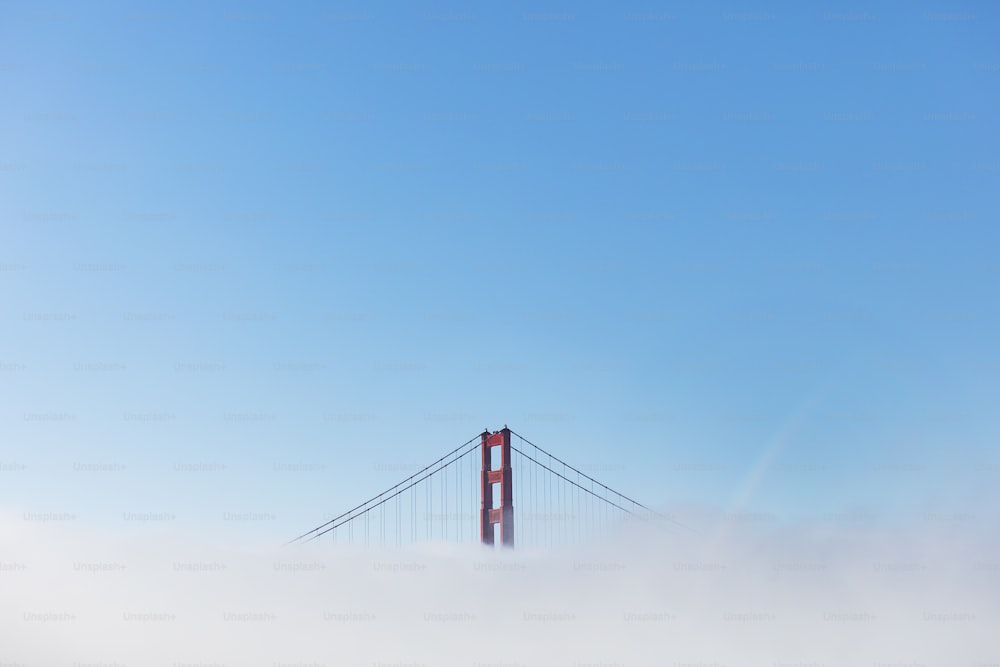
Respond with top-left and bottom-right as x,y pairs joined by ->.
480,427 -> 514,547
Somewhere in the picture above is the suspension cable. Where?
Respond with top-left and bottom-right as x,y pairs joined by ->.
511,445 -> 634,515
287,434 -> 481,544
510,430 -> 653,512
302,440 -> 480,544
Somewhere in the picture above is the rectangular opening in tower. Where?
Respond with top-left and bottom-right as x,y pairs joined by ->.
490,445 -> 501,471
491,482 -> 501,509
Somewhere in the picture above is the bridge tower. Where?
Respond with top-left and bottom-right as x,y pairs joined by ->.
480,426 -> 514,547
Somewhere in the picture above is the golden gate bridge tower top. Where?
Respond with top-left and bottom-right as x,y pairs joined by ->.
288,426 -> 670,549
480,427 -> 513,548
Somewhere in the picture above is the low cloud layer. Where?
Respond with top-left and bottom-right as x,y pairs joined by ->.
1,509 -> 996,666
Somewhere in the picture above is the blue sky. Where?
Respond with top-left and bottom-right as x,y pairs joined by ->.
1,1 -> 997,543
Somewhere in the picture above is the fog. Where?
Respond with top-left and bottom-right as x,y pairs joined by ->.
2,509 -> 996,666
